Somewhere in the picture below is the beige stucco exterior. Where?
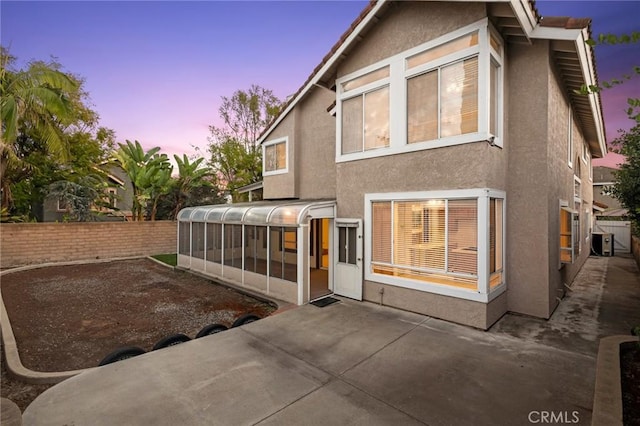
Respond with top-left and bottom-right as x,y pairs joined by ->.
254,1 -> 604,329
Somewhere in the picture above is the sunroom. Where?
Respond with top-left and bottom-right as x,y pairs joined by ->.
177,200 -> 336,305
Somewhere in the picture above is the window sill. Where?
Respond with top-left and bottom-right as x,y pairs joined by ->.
365,271 -> 504,303
337,132 -> 498,163
263,169 -> 289,177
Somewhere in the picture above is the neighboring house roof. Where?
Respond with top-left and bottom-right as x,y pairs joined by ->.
593,200 -> 608,211
237,181 -> 264,194
258,0 -> 606,158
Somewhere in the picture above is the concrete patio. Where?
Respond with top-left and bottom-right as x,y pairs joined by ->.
20,255 -> 640,425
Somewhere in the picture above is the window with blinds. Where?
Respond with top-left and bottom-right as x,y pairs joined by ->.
371,198 -> 478,290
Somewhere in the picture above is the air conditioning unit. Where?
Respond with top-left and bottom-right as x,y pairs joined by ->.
592,232 -> 614,257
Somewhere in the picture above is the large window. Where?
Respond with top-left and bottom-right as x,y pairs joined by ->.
337,20 -> 503,162
179,222 -> 190,256
269,226 -> 297,282
244,225 -> 267,273
223,224 -> 243,269
365,189 -> 505,302
206,223 -> 223,264
191,222 -> 205,260
263,137 -> 288,175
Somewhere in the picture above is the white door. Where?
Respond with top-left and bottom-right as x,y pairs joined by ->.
334,219 -> 363,300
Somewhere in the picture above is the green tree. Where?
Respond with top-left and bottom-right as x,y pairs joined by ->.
210,84 -> 281,151
47,176 -> 103,222
611,124 -> 640,233
1,48 -> 96,206
208,138 -> 261,202
147,161 -> 172,221
169,154 -> 212,218
207,85 -> 281,200
114,140 -> 172,221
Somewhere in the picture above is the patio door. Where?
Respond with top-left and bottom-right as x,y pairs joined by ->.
334,219 -> 363,300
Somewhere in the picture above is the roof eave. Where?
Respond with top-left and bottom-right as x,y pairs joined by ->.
530,26 -> 607,158
258,0 -> 388,144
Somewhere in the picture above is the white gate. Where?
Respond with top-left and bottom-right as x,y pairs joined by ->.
595,220 -> 631,253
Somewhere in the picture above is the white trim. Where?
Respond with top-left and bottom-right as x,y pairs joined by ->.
336,19 -> 503,163
364,188 -> 506,304
262,136 -> 289,176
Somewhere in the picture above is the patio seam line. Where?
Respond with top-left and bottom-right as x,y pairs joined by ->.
249,378 -> 331,426
329,316 -> 434,426
241,314 -> 432,426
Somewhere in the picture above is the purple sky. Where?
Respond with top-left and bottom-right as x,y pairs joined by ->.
2,1 -> 639,168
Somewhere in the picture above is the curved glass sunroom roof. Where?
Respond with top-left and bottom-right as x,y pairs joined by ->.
178,200 -> 335,226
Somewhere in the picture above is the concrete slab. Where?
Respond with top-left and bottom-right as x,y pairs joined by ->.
256,379 -> 423,426
343,319 -> 596,425
1,398 -> 22,426
23,328 -> 331,426
242,298 -> 426,375
490,256 -> 607,356
598,255 -> 640,337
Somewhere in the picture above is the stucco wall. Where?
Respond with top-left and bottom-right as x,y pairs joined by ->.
0,221 -> 176,268
338,1 -> 487,78
296,88 -> 338,200
504,40 -> 551,318
546,49 -> 593,315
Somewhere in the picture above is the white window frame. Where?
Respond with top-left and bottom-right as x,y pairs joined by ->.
364,188 -> 506,303
581,142 -> 588,165
559,201 -> 577,266
106,187 -> 118,209
262,137 -> 289,176
56,199 -> 68,212
336,18 -> 504,163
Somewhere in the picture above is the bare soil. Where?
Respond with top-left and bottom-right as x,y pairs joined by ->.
622,342 -> 640,426
0,258 -> 276,411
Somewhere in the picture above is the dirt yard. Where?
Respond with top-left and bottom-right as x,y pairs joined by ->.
1,258 -> 277,410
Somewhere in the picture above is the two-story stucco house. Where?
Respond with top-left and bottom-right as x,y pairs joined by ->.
177,0 -> 605,329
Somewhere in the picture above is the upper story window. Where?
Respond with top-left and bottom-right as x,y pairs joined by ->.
263,137 -> 288,176
341,67 -> 390,154
337,19 -> 503,163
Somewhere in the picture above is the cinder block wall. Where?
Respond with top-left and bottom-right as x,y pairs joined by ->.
0,221 -> 177,268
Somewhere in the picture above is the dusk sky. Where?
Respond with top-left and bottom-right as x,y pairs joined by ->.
2,1 -> 639,168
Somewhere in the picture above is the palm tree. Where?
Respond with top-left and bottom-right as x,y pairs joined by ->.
170,154 -> 212,219
114,140 -> 171,220
1,48 -> 78,207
